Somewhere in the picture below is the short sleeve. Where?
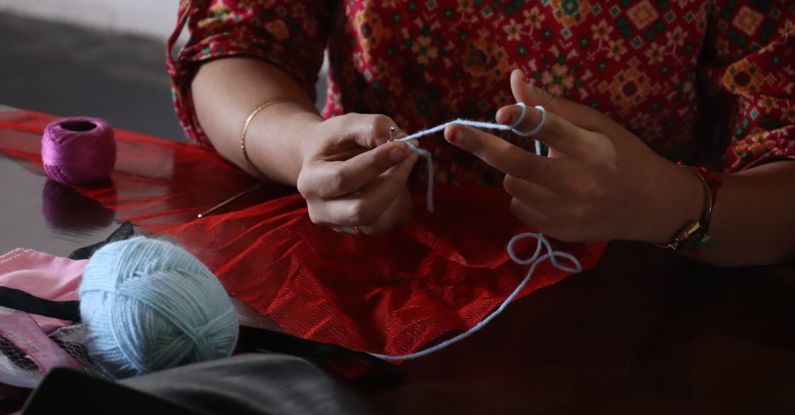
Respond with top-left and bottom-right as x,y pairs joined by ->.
166,0 -> 332,144
701,1 -> 795,172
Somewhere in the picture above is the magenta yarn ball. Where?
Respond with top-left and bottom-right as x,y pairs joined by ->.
41,117 -> 117,185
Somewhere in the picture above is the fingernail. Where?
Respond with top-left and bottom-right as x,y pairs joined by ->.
505,108 -> 517,125
448,128 -> 461,144
389,144 -> 409,162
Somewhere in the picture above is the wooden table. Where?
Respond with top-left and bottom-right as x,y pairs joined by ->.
1,107 -> 794,414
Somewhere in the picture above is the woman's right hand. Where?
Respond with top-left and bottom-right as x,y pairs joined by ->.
295,113 -> 417,235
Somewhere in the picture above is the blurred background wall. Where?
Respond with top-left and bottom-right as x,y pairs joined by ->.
0,1 -> 327,141
0,0 -> 179,40
0,1 -> 185,139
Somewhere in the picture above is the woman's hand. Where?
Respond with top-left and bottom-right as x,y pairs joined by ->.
296,113 -> 417,235
444,69 -> 704,243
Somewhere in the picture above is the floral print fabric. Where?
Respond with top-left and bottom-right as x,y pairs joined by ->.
168,0 -> 794,185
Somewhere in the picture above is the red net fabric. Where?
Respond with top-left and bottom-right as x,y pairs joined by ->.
0,111 -> 605,355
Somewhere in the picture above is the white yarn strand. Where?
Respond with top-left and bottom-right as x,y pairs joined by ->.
371,232 -> 581,361
396,102 -> 544,143
395,103 -> 545,215
371,103 -> 582,361
404,141 -> 435,213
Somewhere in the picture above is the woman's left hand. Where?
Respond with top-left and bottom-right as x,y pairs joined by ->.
444,69 -> 704,243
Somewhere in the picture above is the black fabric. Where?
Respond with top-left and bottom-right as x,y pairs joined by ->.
0,287 -> 80,322
21,367 -> 203,415
22,354 -> 376,415
68,221 -> 137,260
120,354 -> 375,415
237,326 -> 403,385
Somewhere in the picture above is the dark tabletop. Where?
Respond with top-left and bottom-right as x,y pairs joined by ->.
1,106 -> 794,414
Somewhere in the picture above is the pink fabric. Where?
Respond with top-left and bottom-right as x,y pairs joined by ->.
0,308 -> 83,375
0,248 -> 85,332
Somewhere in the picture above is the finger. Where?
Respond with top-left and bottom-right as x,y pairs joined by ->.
314,159 -> 413,227
310,141 -> 412,197
503,175 -> 559,208
356,188 -> 412,235
444,123 -> 563,182
495,103 -> 594,160
332,225 -> 377,237
384,148 -> 419,181
344,158 -> 415,226
509,198 -> 551,231
306,153 -> 416,226
509,68 -> 608,132
346,113 -> 407,148
331,226 -> 358,235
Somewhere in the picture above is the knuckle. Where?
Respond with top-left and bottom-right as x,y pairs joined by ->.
574,176 -> 598,198
384,174 -> 406,190
581,134 -> 607,158
372,114 -> 393,129
592,132 -> 610,145
348,201 -> 376,225
583,134 -> 618,165
564,206 -> 592,238
466,133 -> 485,154
503,175 -> 520,195
564,175 -> 593,198
550,119 -> 569,139
296,173 -> 314,197
366,115 -> 393,138
329,170 -> 352,193
509,198 -> 526,219
559,175 -> 579,194
347,204 -> 365,224
570,205 -> 590,226
305,206 -> 325,225
554,227 -> 582,243
577,176 -> 607,202
335,113 -> 358,128
552,213 -> 587,242
577,137 -> 599,157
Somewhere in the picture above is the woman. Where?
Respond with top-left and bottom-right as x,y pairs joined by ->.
168,0 -> 794,266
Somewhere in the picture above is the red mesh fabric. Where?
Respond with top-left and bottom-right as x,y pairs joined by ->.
0,111 -> 268,227
0,111 -> 605,355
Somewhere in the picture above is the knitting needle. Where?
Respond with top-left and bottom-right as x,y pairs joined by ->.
197,183 -> 266,219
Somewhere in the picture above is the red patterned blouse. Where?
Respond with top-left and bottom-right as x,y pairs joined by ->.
168,0 -> 794,186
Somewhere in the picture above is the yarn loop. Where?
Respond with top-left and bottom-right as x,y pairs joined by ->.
372,103 -> 583,361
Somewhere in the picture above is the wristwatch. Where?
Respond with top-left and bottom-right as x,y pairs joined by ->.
658,166 -> 723,251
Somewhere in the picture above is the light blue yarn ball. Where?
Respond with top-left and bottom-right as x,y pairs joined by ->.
79,237 -> 239,379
